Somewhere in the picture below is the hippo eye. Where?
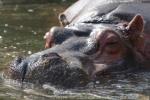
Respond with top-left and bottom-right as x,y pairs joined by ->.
105,41 -> 121,54
106,41 -> 118,46
105,34 -> 119,46
105,39 -> 119,47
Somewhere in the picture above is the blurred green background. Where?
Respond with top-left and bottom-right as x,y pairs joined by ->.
0,0 -> 76,70
0,0 -> 76,4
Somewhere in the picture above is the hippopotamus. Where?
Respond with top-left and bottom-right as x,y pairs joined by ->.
4,0 -> 150,88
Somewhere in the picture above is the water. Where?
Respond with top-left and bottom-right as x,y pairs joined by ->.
0,4 -> 150,100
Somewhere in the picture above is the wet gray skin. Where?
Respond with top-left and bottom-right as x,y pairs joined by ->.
5,33 -> 142,88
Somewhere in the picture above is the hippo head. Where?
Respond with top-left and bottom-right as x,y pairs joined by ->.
89,15 -> 145,76
5,15 -> 145,88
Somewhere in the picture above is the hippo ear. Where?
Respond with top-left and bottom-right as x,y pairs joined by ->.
126,15 -> 145,52
126,15 -> 144,33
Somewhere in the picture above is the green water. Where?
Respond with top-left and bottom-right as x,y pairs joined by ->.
0,4 -> 65,69
0,4 -> 150,100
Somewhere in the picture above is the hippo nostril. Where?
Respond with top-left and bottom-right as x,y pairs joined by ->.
16,57 -> 23,64
21,62 -> 28,82
42,52 -> 61,59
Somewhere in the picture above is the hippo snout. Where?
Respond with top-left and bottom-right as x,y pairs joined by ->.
7,52 -> 63,80
8,53 -> 62,82
5,52 -> 89,88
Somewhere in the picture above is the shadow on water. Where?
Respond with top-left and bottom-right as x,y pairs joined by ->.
0,3 -> 150,100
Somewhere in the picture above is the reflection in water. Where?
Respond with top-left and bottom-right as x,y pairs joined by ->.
0,36 -> 2,43
0,4 -> 150,100
0,72 -> 150,100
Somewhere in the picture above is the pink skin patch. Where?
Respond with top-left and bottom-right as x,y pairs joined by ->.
44,32 -> 53,48
43,32 -> 50,39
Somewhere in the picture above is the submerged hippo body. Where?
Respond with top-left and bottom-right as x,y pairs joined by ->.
5,0 -> 150,88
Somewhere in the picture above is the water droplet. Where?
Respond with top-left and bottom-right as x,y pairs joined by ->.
31,30 -> 37,35
0,36 -> 3,43
27,9 -> 34,13
3,30 -> 7,33
20,25 -> 23,28
4,47 -> 7,49
12,55 -> 16,58
13,46 -> 17,49
4,24 -> 8,27
116,84 -> 122,88
28,51 -> 32,55
16,42 -> 21,45
6,53 -> 11,56
22,51 -> 26,53
95,81 -> 100,84
33,32 -> 37,35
